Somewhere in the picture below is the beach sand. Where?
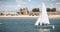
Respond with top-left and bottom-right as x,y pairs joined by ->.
0,15 -> 60,18
48,15 -> 60,18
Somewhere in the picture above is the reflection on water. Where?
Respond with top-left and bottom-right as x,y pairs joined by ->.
36,28 -> 51,32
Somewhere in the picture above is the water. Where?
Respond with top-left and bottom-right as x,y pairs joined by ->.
0,18 -> 60,32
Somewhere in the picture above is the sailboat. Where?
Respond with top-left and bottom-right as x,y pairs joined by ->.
35,2 -> 55,29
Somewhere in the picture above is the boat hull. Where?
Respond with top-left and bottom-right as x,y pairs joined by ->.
36,25 -> 53,29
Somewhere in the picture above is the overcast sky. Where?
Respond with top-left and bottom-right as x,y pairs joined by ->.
0,0 -> 60,11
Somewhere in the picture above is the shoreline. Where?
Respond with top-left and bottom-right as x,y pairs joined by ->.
0,15 -> 60,18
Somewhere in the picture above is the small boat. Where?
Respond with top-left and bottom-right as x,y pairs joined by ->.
35,2 -> 55,29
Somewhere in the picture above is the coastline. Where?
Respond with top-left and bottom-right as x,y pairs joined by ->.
0,15 -> 60,18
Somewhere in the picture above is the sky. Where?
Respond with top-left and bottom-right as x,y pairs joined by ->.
0,0 -> 60,11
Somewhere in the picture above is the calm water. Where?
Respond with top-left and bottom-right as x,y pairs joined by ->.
0,18 -> 60,32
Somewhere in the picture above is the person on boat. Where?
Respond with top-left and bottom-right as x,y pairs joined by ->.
42,23 -> 48,26
42,23 -> 44,26
38,22 -> 40,26
46,23 -> 48,26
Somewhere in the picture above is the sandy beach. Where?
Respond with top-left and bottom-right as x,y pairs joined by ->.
0,15 -> 60,18
48,15 -> 60,18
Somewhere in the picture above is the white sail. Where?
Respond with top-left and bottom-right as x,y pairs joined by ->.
35,2 -> 50,26
35,13 -> 42,25
41,3 -> 50,24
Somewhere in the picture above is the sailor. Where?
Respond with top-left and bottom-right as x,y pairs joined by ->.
46,23 -> 48,26
38,22 -> 40,26
42,23 -> 44,26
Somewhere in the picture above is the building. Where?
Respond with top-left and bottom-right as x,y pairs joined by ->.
20,7 -> 29,15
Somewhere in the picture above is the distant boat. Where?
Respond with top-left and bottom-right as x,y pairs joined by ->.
35,2 -> 55,29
